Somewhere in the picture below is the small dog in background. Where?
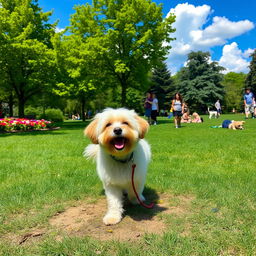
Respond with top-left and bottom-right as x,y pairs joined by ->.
222,120 -> 245,130
208,107 -> 218,119
84,108 -> 151,225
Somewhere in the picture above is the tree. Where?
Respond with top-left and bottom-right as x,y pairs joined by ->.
246,49 -> 256,94
150,62 -> 175,109
0,0 -> 56,117
52,33 -> 102,121
70,0 -> 175,106
176,51 -> 225,112
222,72 -> 246,112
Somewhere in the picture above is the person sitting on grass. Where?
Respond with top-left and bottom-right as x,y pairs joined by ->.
192,112 -> 202,123
181,112 -> 191,123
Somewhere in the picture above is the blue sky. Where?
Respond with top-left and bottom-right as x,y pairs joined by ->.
39,0 -> 256,74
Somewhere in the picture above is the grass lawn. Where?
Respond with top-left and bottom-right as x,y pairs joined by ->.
0,114 -> 256,255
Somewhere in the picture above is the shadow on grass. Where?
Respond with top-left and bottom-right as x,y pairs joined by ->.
156,118 -> 173,125
59,120 -> 90,130
0,130 -> 66,137
100,186 -> 167,221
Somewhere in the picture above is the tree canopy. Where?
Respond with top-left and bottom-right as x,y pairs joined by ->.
246,49 -> 256,94
222,72 -> 246,112
0,0 -> 56,117
176,51 -> 225,112
150,61 -> 175,109
69,0 -> 176,106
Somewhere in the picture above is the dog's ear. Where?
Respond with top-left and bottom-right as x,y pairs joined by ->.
241,121 -> 245,124
135,116 -> 149,139
84,119 -> 99,144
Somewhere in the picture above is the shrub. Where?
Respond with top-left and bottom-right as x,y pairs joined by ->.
24,106 -> 42,119
39,109 -> 64,122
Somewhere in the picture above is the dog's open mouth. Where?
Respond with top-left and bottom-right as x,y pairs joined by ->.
112,137 -> 126,150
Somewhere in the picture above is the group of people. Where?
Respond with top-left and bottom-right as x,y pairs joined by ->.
144,92 -> 159,125
171,93 -> 202,128
144,92 -> 203,128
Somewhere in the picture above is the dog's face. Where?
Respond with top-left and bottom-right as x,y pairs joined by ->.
232,121 -> 245,130
84,108 -> 149,157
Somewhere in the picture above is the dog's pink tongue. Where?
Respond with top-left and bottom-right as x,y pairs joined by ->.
114,138 -> 125,150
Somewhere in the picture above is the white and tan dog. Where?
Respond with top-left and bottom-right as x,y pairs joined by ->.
208,107 -> 218,119
84,108 -> 151,225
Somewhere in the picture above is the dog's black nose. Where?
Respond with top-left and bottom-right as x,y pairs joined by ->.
113,127 -> 122,135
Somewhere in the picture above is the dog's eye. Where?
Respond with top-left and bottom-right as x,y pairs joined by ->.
105,123 -> 112,128
122,122 -> 129,125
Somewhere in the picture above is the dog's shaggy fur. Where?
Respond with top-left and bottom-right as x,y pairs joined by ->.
84,108 -> 151,225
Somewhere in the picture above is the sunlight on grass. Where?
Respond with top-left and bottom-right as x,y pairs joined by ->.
0,115 -> 256,255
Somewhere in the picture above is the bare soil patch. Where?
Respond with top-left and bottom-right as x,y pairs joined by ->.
49,193 -> 194,241
2,193 -> 194,245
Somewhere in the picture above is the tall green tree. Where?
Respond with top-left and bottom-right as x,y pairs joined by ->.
0,0 -> 56,117
222,72 -> 246,112
176,51 -> 225,112
246,49 -> 256,94
52,33 -> 103,121
150,62 -> 175,109
70,0 -> 176,106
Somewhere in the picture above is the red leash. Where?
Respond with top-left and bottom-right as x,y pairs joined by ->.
131,164 -> 154,209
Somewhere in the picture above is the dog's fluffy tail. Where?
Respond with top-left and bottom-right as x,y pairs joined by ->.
83,144 -> 99,161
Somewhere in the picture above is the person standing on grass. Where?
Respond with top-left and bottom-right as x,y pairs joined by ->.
151,93 -> 159,125
215,100 -> 221,117
243,88 -> 255,119
172,93 -> 184,128
144,92 -> 153,124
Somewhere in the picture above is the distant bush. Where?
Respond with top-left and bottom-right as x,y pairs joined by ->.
24,106 -> 42,119
39,109 -> 64,122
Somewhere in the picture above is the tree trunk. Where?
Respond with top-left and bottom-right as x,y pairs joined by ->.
81,97 -> 86,122
18,96 -> 25,117
121,80 -> 127,107
8,93 -> 14,117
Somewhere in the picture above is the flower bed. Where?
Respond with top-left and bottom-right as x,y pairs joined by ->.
0,118 -> 54,132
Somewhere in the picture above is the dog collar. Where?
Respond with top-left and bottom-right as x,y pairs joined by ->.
110,152 -> 134,164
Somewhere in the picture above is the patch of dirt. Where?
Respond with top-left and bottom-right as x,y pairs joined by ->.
49,194 -> 194,241
3,229 -> 46,246
1,193 -> 194,244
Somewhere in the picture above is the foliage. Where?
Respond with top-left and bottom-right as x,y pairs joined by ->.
0,0 -> 56,117
39,108 -> 64,122
246,49 -> 256,94
150,62 -> 175,109
52,33 -> 102,121
0,118 -> 53,132
176,51 -> 225,112
70,0 -> 176,105
222,72 -> 246,112
24,106 -> 42,118
125,88 -> 144,114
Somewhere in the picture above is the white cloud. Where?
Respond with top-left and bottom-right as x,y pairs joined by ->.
55,27 -> 65,33
243,48 -> 255,58
219,42 -> 251,74
166,3 -> 255,74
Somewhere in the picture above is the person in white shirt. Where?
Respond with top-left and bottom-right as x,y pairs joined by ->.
151,93 -> 159,125
215,100 -> 221,117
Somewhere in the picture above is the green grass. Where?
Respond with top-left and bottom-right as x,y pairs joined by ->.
0,114 -> 256,255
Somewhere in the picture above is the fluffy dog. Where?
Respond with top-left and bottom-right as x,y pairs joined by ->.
222,120 -> 245,130
84,108 -> 151,225
208,107 -> 218,119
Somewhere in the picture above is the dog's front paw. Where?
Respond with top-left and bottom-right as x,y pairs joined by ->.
103,213 -> 122,225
